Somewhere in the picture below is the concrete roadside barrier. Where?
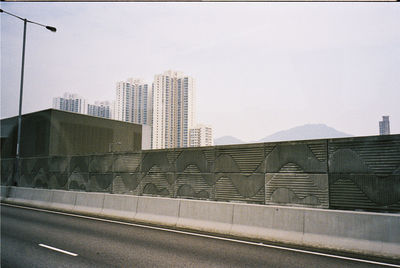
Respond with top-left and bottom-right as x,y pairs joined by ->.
101,194 -> 138,220
50,189 -> 77,211
135,196 -> 180,226
1,186 -> 9,201
74,192 -> 106,215
302,208 -> 400,259
6,187 -> 34,206
30,188 -> 53,208
230,203 -> 304,245
177,199 -> 234,234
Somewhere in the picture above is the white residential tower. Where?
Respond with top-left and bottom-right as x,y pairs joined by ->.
189,124 -> 213,147
115,79 -> 152,125
52,92 -> 87,114
152,70 -> 196,149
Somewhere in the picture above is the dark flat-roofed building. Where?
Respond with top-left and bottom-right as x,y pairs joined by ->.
1,109 -> 142,158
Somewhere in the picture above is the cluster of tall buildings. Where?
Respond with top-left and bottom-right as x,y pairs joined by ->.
52,70 -> 213,149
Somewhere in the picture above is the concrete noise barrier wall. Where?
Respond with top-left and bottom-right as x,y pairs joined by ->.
1,186 -> 399,260
2,134 -> 400,212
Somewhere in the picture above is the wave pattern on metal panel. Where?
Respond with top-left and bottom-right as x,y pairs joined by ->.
48,156 -> 68,189
1,159 -> 15,185
175,164 -> 212,200
216,146 -> 264,173
112,173 -> 139,194
89,155 -> 114,173
139,165 -> 172,197
307,141 -> 327,162
265,172 -> 329,208
215,176 -> 264,204
167,150 -> 181,165
265,143 -> 327,173
113,154 -> 141,173
329,137 -> 400,175
330,174 -> 400,210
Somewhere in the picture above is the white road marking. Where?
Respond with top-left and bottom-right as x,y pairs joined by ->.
4,203 -> 400,267
38,243 -> 78,256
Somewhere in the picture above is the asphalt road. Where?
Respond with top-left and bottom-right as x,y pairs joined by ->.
1,203 -> 398,268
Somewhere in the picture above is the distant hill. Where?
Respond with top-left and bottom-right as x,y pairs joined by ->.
214,136 -> 245,145
257,124 -> 352,142
214,124 -> 352,146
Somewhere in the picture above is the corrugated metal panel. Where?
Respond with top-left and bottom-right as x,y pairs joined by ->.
278,163 -> 305,173
175,164 -> 213,199
48,156 -> 68,173
265,173 -> 329,208
167,150 -> 181,165
8,135 -> 399,212
217,146 -> 264,173
329,138 -> 400,175
139,165 -> 172,197
112,176 -> 127,194
67,171 -> 88,191
307,141 -> 327,162
264,144 -> 276,157
329,174 -> 400,211
1,158 -> 15,185
215,176 -> 264,204
112,173 -> 140,195
89,155 -> 114,173
113,154 -> 141,173
330,177 -> 384,209
202,149 -> 216,166
88,173 -> 113,192
69,156 -> 89,173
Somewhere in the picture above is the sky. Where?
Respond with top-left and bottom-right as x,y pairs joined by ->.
1,2 -> 399,142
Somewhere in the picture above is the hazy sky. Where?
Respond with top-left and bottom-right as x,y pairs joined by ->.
1,3 -> 399,141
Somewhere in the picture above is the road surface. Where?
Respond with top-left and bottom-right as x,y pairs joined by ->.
1,203 -> 398,268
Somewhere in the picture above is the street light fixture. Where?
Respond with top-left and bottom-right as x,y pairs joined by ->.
1,9 -> 56,185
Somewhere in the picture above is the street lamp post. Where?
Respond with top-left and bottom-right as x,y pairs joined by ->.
1,9 -> 56,185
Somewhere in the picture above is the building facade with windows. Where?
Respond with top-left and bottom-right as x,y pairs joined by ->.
189,124 -> 213,147
87,101 -> 112,119
379,115 -> 390,135
152,70 -> 196,149
52,92 -> 87,114
115,79 -> 152,125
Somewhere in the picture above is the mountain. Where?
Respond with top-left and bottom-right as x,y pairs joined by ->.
214,136 -> 245,145
257,124 -> 352,143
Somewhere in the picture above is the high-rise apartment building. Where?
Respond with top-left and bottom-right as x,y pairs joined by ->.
52,92 -> 87,114
87,101 -> 112,119
152,70 -> 196,149
189,124 -> 213,147
115,79 -> 152,125
379,116 -> 390,135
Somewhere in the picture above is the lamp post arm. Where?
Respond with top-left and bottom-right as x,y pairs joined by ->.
0,9 -> 57,32
0,9 -> 24,21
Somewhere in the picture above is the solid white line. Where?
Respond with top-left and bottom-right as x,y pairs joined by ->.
4,203 -> 400,268
38,243 -> 78,257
